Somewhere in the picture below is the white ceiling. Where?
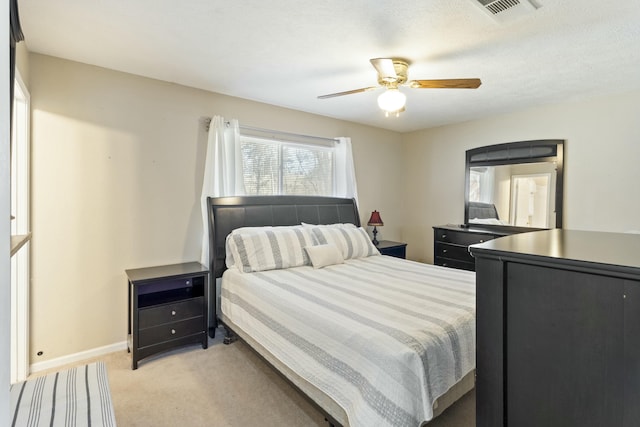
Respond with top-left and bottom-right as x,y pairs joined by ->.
18,0 -> 640,132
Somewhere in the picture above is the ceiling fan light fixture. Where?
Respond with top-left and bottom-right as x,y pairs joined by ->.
377,88 -> 406,114
317,57 -> 480,115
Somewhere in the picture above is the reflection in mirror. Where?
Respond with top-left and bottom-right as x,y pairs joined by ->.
468,162 -> 557,227
464,139 -> 564,230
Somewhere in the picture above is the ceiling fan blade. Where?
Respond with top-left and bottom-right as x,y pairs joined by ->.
370,58 -> 397,80
317,86 -> 378,99
409,78 -> 482,89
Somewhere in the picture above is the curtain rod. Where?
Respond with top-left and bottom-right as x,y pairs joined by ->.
204,117 -> 339,143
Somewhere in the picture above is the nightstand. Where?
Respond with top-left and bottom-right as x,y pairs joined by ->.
376,240 -> 407,259
126,262 -> 209,369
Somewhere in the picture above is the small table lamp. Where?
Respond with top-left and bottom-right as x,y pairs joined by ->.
367,210 -> 384,246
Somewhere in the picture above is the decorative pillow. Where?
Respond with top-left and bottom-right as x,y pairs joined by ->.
309,226 -> 380,260
226,226 -> 316,273
304,244 -> 344,269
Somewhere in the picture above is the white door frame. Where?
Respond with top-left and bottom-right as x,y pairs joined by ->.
510,172 -> 551,228
10,70 -> 30,383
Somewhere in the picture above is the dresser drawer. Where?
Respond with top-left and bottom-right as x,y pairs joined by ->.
434,256 -> 476,271
435,228 -> 496,246
138,316 -> 205,348
435,242 -> 474,263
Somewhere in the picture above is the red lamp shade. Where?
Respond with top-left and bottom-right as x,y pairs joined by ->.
367,210 -> 384,226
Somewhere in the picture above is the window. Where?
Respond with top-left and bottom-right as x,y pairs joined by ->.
469,166 -> 495,203
240,136 -> 334,196
199,118 -> 357,268
469,170 -> 481,202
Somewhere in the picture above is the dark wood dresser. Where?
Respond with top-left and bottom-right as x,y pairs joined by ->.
433,224 -> 509,271
126,262 -> 209,369
470,229 -> 640,427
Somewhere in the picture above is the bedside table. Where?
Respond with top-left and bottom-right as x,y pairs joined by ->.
126,262 -> 209,369
376,240 -> 407,259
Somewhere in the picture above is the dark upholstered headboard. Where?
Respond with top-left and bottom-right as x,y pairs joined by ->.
207,196 -> 360,279
468,201 -> 499,220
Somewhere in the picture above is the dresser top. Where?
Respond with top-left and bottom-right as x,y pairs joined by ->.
433,223 -> 517,237
470,229 -> 640,272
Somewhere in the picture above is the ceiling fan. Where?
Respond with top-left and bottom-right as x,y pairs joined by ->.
318,58 -> 482,117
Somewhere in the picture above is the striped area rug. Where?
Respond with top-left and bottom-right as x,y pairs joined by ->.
10,361 -> 116,427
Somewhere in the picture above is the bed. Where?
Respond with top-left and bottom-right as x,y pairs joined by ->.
468,201 -> 499,221
468,201 -> 511,226
207,196 -> 476,427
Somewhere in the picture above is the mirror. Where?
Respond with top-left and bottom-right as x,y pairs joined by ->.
464,140 -> 564,230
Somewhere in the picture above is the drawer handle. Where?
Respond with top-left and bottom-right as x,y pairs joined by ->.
442,234 -> 447,238
171,329 -> 176,335
443,249 -> 448,253
479,239 -> 484,243
186,280 -> 190,285
171,310 -> 176,316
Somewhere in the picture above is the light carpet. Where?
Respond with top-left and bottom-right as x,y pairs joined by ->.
32,327 -> 475,426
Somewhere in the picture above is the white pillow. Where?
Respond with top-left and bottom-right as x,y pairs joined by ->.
309,226 -> 380,260
226,226 -> 316,273
304,244 -> 344,269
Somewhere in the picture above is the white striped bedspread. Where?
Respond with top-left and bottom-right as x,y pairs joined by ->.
221,254 -> 476,427
10,362 -> 116,427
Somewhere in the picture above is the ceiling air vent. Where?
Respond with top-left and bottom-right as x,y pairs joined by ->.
470,0 -> 540,22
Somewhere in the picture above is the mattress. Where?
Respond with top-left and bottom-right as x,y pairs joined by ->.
221,255 -> 476,427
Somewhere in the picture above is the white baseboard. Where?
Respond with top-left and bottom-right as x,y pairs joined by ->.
30,341 -> 128,374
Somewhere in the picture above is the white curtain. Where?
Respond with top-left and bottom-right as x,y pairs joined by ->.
479,167 -> 495,204
334,136 -> 359,204
200,116 -> 242,266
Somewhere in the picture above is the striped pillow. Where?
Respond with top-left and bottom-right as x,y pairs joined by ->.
226,226 -> 316,273
309,226 -> 380,260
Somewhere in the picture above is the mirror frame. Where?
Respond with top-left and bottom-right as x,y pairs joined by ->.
464,139 -> 564,231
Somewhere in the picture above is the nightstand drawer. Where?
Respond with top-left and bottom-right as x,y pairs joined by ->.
139,297 -> 204,329
138,316 -> 205,348
434,242 -> 473,263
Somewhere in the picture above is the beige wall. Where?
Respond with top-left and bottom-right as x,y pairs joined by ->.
29,54 -> 404,363
15,42 -> 29,87
402,90 -> 640,262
